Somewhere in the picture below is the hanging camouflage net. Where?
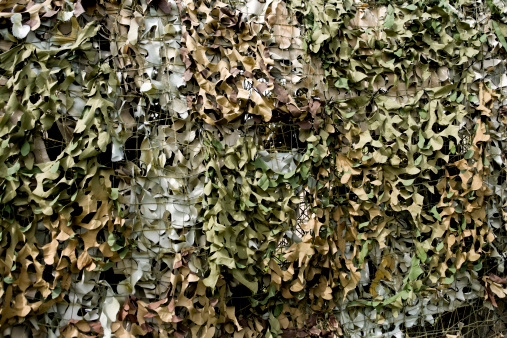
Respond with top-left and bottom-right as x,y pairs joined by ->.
1,0 -> 507,337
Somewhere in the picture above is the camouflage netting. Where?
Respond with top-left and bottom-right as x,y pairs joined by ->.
1,0 -> 507,337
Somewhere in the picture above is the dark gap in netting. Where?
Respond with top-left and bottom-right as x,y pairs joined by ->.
227,284 -> 254,313
70,203 -> 84,218
101,268 -> 128,294
41,264 -> 54,284
95,142 -> 114,170
124,135 -> 142,166
497,169 -> 506,186
44,123 -> 67,161
80,212 -> 96,225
